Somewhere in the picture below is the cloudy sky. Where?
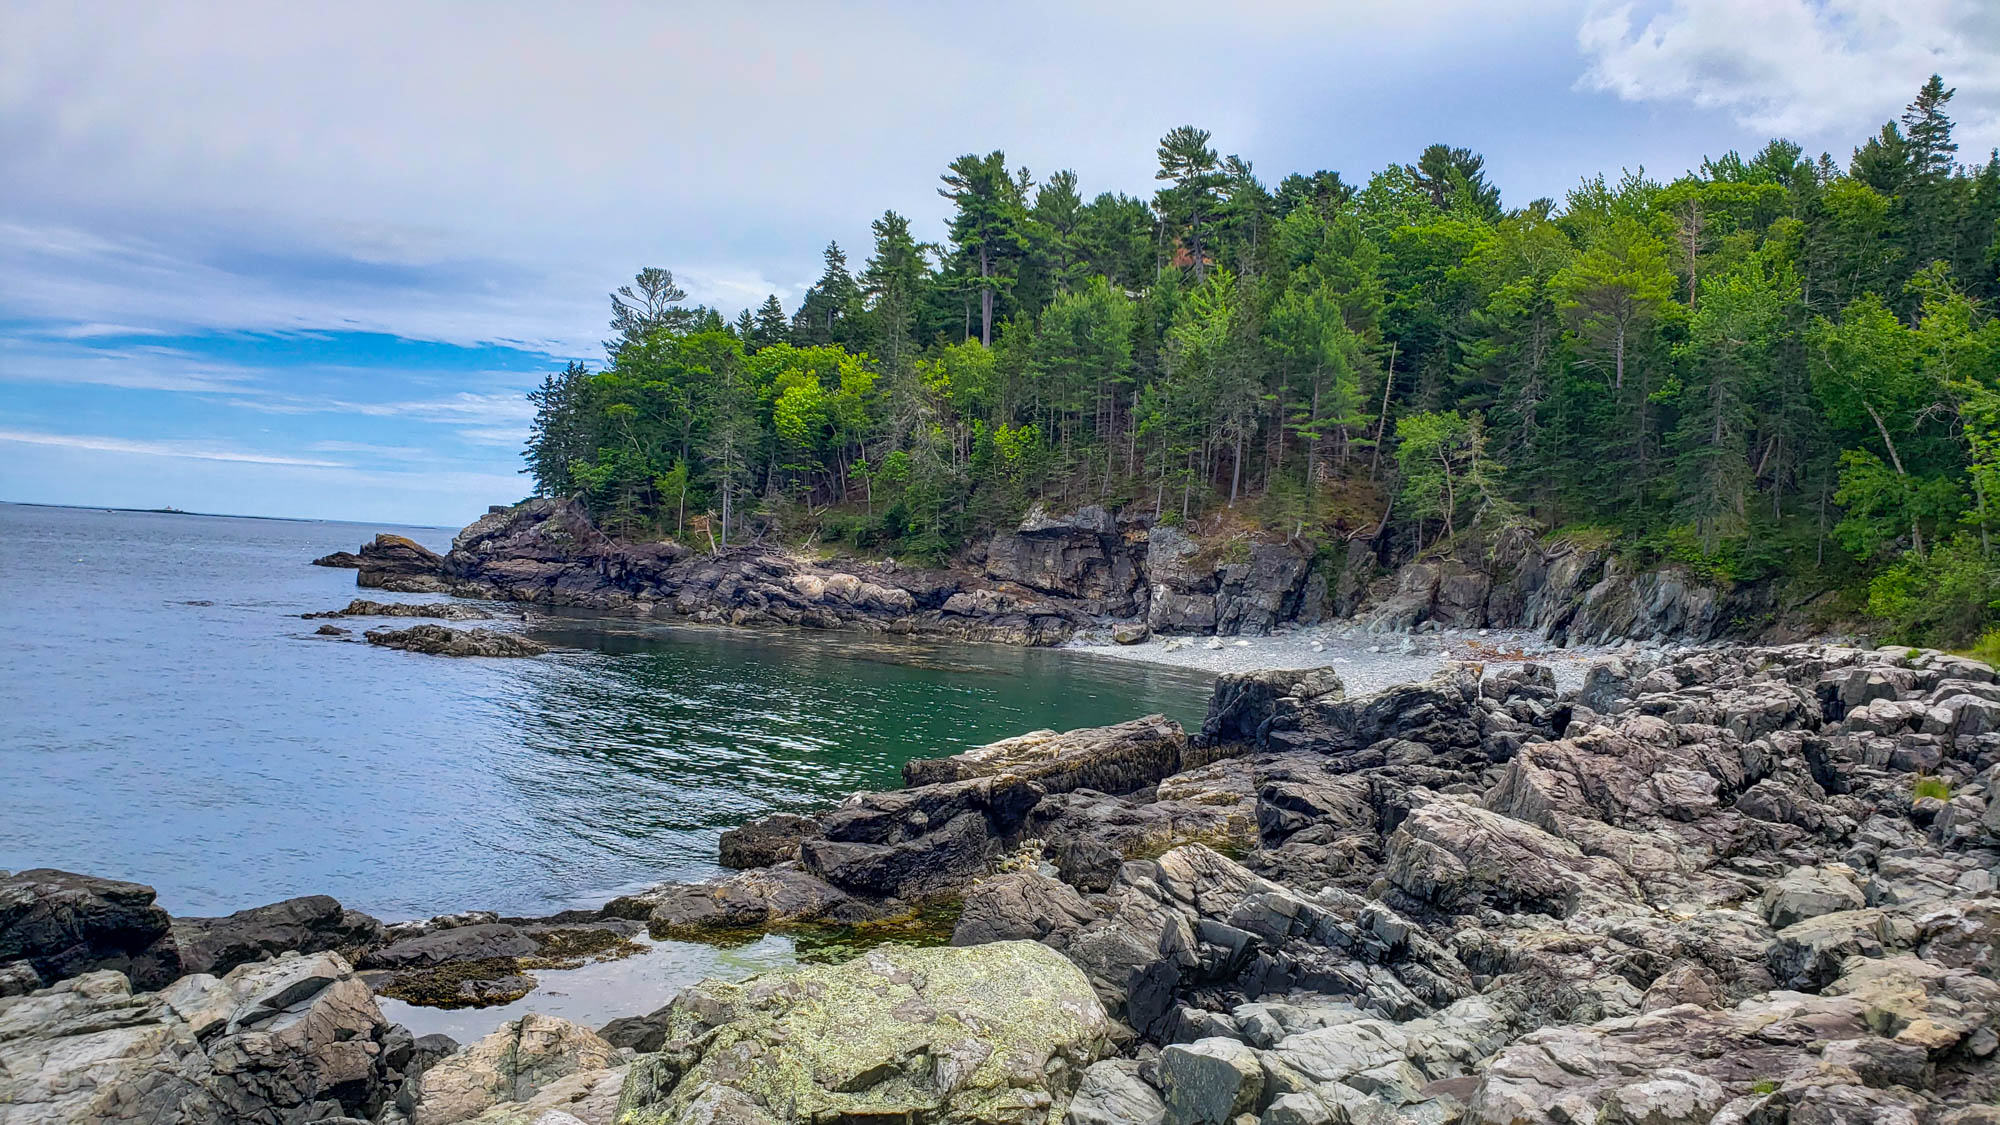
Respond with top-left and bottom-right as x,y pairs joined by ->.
4,0 -> 1997,526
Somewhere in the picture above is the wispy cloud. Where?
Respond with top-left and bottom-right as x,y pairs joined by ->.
0,428 -> 346,467
1578,0 -> 2000,147
304,439 -> 428,458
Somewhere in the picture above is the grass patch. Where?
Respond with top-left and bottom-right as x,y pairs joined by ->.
1912,776 -> 1951,801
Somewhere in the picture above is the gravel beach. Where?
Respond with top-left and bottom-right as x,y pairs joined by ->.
1068,623 -> 1619,695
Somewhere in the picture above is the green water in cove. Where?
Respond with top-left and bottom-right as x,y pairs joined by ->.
0,502 -> 1214,920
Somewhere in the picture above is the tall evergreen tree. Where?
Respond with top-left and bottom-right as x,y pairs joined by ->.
939,151 -> 1027,346
1155,126 -> 1224,280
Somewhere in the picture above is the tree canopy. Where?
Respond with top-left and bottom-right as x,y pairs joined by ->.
525,76 -> 2000,651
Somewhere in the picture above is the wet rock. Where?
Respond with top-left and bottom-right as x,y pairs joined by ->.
315,623 -> 351,635
1114,623 -> 1152,645
312,550 -> 363,568
717,814 -> 823,869
0,868 -> 180,991
364,923 -> 538,969
355,533 -> 452,593
615,867 -> 850,939
365,624 -> 549,657
173,894 -> 384,977
305,598 -> 493,620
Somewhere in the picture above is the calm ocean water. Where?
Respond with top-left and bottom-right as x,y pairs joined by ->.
0,502 -> 1213,920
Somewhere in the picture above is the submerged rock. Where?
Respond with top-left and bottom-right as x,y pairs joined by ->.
365,624 -> 548,657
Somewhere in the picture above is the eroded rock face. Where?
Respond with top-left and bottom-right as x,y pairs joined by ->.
614,941 -> 1113,1125
0,869 -> 181,991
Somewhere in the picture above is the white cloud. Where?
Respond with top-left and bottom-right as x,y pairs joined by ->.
1578,0 -> 2000,149
0,428 -> 346,467
0,1 -> 1570,357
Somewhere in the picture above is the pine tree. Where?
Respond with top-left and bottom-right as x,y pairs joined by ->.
750,295 -> 789,351
1155,126 -> 1224,280
939,151 -> 1027,346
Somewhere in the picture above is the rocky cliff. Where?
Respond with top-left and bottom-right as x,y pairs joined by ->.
345,499 -> 1791,647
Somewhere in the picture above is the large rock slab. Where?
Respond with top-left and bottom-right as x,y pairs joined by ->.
903,716 -> 1188,796
365,624 -> 549,657
615,941 -> 1112,1125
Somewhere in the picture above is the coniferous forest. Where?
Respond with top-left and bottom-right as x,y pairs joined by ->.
524,77 -> 2000,653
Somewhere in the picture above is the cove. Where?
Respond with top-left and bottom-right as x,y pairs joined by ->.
0,503 -> 1214,922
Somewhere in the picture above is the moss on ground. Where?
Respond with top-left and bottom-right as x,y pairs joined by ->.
522,926 -> 645,968
375,957 -> 534,1008
788,899 -> 963,964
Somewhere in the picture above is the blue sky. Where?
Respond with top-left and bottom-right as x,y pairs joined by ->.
4,0 -> 1997,526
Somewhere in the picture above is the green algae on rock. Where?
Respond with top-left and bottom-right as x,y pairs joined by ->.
614,940 -> 1111,1125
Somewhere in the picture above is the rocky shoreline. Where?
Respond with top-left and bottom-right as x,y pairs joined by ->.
5,641 -> 1999,1122
326,498 -> 1800,652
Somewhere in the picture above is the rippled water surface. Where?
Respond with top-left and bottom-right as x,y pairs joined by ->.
0,502 -> 1214,919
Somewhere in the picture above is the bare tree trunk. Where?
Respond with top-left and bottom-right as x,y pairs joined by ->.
1230,426 -> 1243,504
1862,400 -> 1923,555
1370,343 -> 1397,480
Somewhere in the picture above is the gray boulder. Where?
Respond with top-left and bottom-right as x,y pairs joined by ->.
1157,1037 -> 1262,1125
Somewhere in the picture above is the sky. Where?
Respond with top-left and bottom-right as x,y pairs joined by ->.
4,1 -> 1998,527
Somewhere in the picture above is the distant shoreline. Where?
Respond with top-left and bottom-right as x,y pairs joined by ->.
0,499 -> 452,530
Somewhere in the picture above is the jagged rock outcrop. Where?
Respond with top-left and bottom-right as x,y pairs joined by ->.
305,599 -> 492,621
10,641 -> 2000,1124
0,952 -> 409,1123
354,534 -> 452,594
172,894 -> 384,977
330,497 -> 1795,646
364,624 -> 549,658
902,715 -> 1189,795
0,869 -> 181,992
985,504 -> 1145,617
